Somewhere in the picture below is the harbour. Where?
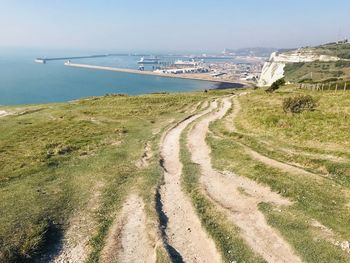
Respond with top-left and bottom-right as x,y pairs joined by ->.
64,61 -> 246,84
0,50 -> 264,105
0,50 -> 226,105
35,51 -> 265,85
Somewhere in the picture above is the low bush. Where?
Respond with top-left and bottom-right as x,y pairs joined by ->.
266,78 -> 285,92
283,95 -> 317,113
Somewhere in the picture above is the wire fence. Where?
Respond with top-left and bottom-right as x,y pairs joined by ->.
298,81 -> 350,91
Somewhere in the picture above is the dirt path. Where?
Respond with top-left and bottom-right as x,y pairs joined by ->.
224,96 -> 240,132
226,95 -> 349,174
0,110 -> 11,118
187,97 -> 302,263
136,141 -> 153,168
159,101 -> 222,263
101,195 -> 156,263
36,183 -> 103,263
224,95 -> 331,180
245,146 -> 320,177
224,93 -> 250,133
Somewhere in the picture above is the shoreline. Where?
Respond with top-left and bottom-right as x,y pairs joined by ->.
64,62 -> 249,86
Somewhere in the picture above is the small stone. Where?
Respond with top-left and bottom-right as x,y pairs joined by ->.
340,241 -> 350,250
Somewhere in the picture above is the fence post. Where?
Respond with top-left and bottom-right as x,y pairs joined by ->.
344,83 -> 347,91
335,84 -> 338,92
322,84 -> 324,91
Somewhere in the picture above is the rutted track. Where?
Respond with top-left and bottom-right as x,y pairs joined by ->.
187,97 -> 302,263
224,96 -> 338,181
36,183 -> 104,263
158,101 -> 222,263
101,195 -> 155,263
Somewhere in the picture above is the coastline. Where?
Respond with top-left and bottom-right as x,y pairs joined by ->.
64,62 -> 249,86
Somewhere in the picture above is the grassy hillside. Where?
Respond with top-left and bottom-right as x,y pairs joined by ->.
0,90 -> 232,262
283,43 -> 350,83
314,43 -> 350,59
1,86 -> 349,263
284,60 -> 350,83
209,86 -> 350,262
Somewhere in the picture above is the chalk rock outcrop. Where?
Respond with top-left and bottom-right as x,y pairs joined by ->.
258,50 -> 341,87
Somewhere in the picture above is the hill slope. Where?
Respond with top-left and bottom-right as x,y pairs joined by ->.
1,87 -> 350,262
258,43 -> 350,86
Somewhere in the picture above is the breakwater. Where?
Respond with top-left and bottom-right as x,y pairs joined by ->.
35,55 -> 109,63
64,62 -> 244,84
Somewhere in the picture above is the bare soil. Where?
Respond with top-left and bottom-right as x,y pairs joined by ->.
37,182 -> 104,263
101,194 -> 156,263
0,110 -> 11,118
158,101 -> 222,263
136,142 -> 153,168
187,97 -> 302,263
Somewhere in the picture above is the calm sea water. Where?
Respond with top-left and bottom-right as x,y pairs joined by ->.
0,49 -> 232,106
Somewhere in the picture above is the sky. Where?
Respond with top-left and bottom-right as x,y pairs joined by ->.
1,0 -> 350,52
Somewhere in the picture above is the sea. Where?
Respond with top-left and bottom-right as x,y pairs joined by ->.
0,48 -> 242,105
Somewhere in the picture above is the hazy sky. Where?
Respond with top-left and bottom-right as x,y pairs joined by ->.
1,0 -> 349,52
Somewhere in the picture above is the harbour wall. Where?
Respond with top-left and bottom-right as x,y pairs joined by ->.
64,62 -> 246,85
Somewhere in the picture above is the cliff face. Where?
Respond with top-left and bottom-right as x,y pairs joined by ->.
258,50 -> 341,87
258,52 -> 286,87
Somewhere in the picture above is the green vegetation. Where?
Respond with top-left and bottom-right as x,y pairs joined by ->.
1,83 -> 349,262
266,78 -> 286,93
315,43 -> 350,59
208,86 -> 350,262
283,43 -> 350,83
282,95 -> 317,113
0,91 -> 231,262
233,87 -> 350,178
284,61 -> 349,83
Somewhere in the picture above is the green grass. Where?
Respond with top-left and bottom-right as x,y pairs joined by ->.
282,43 -> 350,83
259,203 -> 350,263
284,61 -> 350,83
207,87 -> 350,262
3,85 -> 348,262
231,87 -> 350,186
0,90 -> 233,262
314,43 -> 350,60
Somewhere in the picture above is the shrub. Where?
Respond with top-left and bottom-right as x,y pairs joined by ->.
298,78 -> 313,83
266,78 -> 286,92
283,95 -> 317,113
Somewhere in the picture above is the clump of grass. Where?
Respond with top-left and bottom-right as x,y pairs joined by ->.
283,95 -> 317,113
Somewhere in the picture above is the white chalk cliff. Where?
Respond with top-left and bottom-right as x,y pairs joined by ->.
258,49 -> 341,87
